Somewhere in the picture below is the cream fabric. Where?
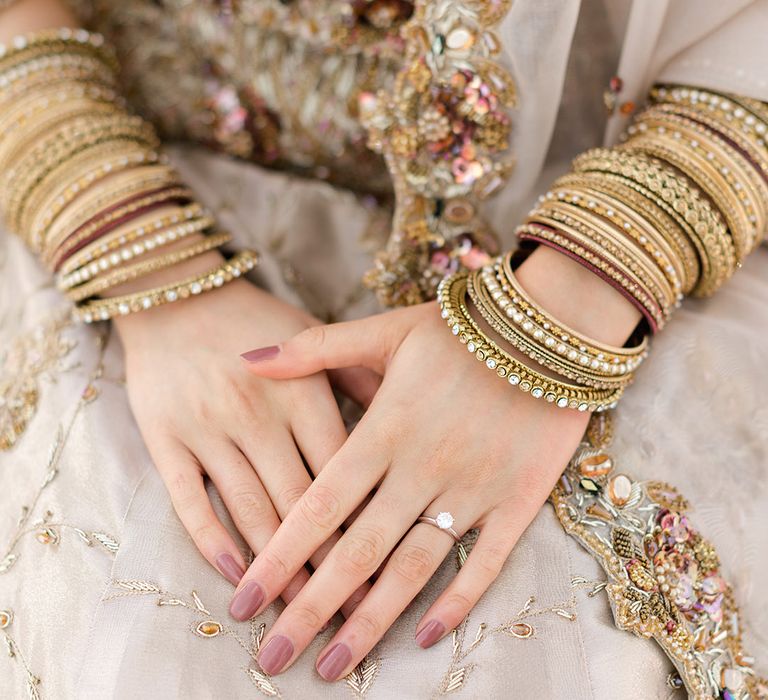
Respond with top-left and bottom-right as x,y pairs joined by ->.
2,2 -> 768,698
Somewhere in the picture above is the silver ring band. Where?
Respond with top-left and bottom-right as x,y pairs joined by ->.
417,512 -> 461,543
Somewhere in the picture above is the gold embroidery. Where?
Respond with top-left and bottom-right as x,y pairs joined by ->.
552,413 -> 767,700
105,579 -> 284,697
345,654 -> 382,697
0,608 -> 42,700
362,0 -> 516,306
0,308 -> 77,451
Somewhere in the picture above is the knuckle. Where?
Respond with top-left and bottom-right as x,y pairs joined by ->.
298,325 -> 327,352
190,522 -> 218,549
231,489 -> 272,530
260,549 -> 291,580
392,543 -> 434,583
351,610 -> 381,640
444,590 -> 474,613
290,602 -> 325,631
336,527 -> 385,577
476,544 -> 508,577
168,471 -> 201,508
299,485 -> 341,530
277,484 -> 307,514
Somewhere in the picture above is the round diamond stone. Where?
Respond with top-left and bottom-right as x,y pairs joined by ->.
435,512 -> 454,529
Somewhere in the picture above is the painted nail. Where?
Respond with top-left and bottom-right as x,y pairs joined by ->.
241,345 -> 280,363
215,553 -> 245,586
229,581 -> 265,621
415,620 -> 445,649
316,643 -> 352,681
258,635 -> 294,675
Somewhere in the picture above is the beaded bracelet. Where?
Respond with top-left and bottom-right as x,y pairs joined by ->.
74,250 -> 260,323
439,272 -> 623,411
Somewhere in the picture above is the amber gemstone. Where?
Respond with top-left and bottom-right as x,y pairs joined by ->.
0,610 -> 12,628
578,453 -> 614,478
619,101 -> 636,116
196,620 -> 222,637
508,622 -> 533,638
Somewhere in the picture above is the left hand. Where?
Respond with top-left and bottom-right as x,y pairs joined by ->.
231,301 -> 591,680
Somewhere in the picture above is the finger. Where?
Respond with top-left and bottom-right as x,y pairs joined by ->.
239,310 -> 409,378
252,479 -> 439,676
229,420 -> 389,621
327,366 -> 382,409
315,505 -> 472,681
414,509 -> 518,648
153,438 -> 248,586
203,440 -> 310,606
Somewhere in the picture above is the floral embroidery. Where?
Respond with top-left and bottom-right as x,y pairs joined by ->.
0,308 -> 77,451
362,0 -> 516,306
551,412 -> 767,700
0,608 -> 41,700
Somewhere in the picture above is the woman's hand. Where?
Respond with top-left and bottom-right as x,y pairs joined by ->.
231,247 -> 641,680
114,257 -> 373,616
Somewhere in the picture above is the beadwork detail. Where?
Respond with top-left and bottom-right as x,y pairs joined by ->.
361,0 -> 516,306
551,413 -> 766,700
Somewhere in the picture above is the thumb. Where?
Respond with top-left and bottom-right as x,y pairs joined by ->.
240,315 -> 397,379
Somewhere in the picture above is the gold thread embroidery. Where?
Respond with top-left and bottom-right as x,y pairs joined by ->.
552,413 -> 767,700
345,654 -> 382,697
0,308 -> 78,451
362,0 -> 516,306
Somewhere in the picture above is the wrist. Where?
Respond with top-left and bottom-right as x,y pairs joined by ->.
514,245 -> 643,346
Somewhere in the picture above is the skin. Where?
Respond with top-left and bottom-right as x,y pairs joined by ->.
3,0 -> 644,680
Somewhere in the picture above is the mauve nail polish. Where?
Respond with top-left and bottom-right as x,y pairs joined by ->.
215,553 -> 245,586
316,643 -> 352,681
229,581 -> 265,621
258,635 -> 294,675
241,345 -> 280,362
415,620 -> 445,648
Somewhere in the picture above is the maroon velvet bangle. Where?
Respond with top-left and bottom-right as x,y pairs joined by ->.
51,186 -> 193,271
516,224 -> 659,334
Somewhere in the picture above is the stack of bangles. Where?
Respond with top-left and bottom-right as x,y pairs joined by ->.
0,28 -> 259,322
440,83 -> 768,410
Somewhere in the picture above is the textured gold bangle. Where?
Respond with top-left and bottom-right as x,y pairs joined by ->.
67,231 -> 233,302
59,202 -> 206,276
552,173 -> 700,295
625,123 -> 760,261
74,249 -> 260,323
573,148 -> 734,295
495,254 -> 648,364
0,28 -> 116,72
467,268 -> 634,389
48,186 -> 195,269
438,272 -> 623,411
0,69 -> 115,111
60,210 -> 213,287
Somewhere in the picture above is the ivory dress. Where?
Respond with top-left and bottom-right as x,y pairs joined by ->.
1,1 -> 767,698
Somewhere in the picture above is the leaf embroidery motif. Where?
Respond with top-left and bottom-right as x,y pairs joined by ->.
345,655 -> 381,697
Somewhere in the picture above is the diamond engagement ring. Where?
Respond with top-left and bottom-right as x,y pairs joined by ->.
417,512 -> 461,543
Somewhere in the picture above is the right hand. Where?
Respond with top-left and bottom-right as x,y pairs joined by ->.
113,264 -> 376,620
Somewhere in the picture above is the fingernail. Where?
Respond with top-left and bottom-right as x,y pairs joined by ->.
316,642 -> 352,681
229,581 -> 265,621
215,553 -> 245,586
241,345 -> 280,363
258,635 -> 294,675
415,620 -> 445,649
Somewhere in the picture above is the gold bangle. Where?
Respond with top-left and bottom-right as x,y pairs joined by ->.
552,173 -> 700,295
59,202 -> 206,276
572,148 -> 734,295
74,249 -> 260,323
60,210 -> 213,288
67,231 -> 233,302
467,268 -> 635,388
438,272 -> 623,411
47,186 -> 195,269
0,28 -> 117,73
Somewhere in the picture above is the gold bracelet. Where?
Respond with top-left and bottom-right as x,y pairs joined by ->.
572,148 -> 734,295
67,231 -> 233,302
0,69 -> 115,111
438,272 -> 623,411
60,210 -> 213,288
74,249 -> 260,323
496,254 -> 648,364
552,173 -> 700,295
467,268 -> 634,389
48,186 -> 195,269
59,202 -> 206,275
0,28 -> 116,72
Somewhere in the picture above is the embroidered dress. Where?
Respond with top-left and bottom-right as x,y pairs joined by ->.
1,1 -> 767,697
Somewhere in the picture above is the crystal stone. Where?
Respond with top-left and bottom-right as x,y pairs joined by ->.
435,512 -> 454,529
